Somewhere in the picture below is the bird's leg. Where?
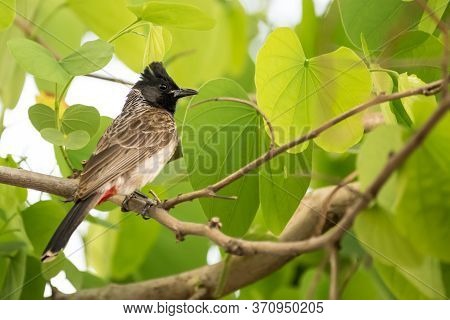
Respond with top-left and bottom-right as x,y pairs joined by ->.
121,190 -> 157,220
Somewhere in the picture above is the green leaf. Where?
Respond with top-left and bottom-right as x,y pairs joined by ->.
380,31 -> 445,82
28,104 -> 57,131
298,268 -> 329,299
418,0 -> 448,34
375,259 -> 446,299
338,0 -> 422,51
294,0 -> 319,57
40,128 -> 90,150
255,28 -> 371,153
259,138 -> 312,235
398,73 -> 450,166
144,25 -> 171,63
354,206 -> 424,267
0,249 -> 26,299
19,256 -> 46,299
65,116 -> 113,172
0,157 -> 30,256
128,1 -> 215,30
65,130 -> 91,150
357,125 -> 403,210
394,144 -> 450,262
85,208 -> 160,280
68,0 -> 145,72
0,0 -> 15,31
310,146 -> 356,188
0,0 -> 38,109
341,267 -> 387,299
40,128 -> 65,146
7,38 -> 70,84
61,104 -> 100,136
60,39 -> 114,76
21,200 -> 66,257
31,0 -> 86,58
398,73 -> 438,126
184,78 -> 260,236
0,231 -> 26,254
165,0 -> 247,86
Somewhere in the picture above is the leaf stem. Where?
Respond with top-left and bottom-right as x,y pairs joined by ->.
54,82 -> 75,172
59,146 -> 75,171
108,19 -> 142,43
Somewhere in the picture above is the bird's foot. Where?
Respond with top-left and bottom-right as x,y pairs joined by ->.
121,190 -> 157,220
140,198 -> 157,220
121,190 -> 148,212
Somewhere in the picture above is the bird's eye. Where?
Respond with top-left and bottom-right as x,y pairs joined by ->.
159,83 -> 168,91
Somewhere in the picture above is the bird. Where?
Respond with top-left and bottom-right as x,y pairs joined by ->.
41,62 -> 197,262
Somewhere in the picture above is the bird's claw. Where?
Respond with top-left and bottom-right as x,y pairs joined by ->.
121,190 -> 148,212
140,198 -> 157,220
121,190 -> 158,220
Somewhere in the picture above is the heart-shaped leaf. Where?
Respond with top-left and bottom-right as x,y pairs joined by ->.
255,28 -> 371,153
59,39 -> 114,76
40,128 -> 65,146
7,39 -> 70,84
40,128 -> 90,150
128,1 -> 215,30
28,104 -> 57,131
183,78 -> 260,236
65,130 -> 91,150
61,104 -> 100,136
338,0 -> 422,51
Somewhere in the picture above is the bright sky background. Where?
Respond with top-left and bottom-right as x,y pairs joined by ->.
0,0 -> 332,295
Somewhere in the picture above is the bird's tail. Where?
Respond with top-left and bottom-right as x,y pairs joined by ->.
41,193 -> 100,262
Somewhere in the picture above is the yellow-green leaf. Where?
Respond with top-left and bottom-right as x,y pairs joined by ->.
0,0 -> 15,31
255,28 -> 371,153
128,1 -> 215,30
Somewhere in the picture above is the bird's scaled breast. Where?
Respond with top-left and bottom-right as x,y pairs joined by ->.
116,137 -> 178,195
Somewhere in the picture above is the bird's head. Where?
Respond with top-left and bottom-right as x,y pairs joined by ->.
133,62 -> 197,113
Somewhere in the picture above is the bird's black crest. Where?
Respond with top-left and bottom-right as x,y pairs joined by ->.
140,62 -> 176,87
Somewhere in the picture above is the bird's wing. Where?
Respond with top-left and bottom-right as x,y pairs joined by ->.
76,107 -> 176,199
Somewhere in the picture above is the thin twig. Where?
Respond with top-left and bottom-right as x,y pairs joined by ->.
13,16 -> 133,86
84,73 -> 133,86
189,96 -> 276,149
328,243 -> 339,300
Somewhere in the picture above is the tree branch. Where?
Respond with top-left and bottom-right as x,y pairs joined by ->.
56,184 -> 359,299
161,76 -> 447,210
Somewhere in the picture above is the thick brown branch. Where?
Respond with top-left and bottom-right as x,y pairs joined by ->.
57,184 -> 359,299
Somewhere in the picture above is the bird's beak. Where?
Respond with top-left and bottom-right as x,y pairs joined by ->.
172,88 -> 198,99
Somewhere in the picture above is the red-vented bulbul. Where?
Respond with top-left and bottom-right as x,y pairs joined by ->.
41,62 -> 197,262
